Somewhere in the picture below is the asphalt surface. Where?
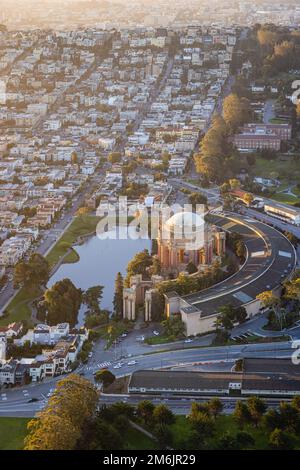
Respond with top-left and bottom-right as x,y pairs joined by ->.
0,340 -> 296,416
183,212 -> 296,314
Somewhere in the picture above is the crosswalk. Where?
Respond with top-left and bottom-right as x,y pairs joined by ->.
85,361 -> 111,372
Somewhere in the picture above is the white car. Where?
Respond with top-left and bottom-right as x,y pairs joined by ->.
184,338 -> 193,343
113,363 -> 123,369
136,335 -> 145,342
153,330 -> 160,336
127,360 -> 138,366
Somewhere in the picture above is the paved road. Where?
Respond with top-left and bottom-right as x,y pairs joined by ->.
0,340 -> 295,416
263,99 -> 276,124
242,207 -> 300,240
183,212 -> 296,314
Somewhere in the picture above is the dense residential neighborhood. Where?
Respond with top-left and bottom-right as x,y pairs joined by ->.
1,0 -> 300,456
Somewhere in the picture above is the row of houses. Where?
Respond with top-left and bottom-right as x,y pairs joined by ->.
0,322 -> 88,386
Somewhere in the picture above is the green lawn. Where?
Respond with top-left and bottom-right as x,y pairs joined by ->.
145,335 -> 182,345
0,285 -> 42,326
0,417 -> 30,450
169,415 -> 289,450
270,192 -> 300,205
125,427 -> 158,450
46,215 -> 101,268
1,215 -> 100,327
251,157 -> 300,180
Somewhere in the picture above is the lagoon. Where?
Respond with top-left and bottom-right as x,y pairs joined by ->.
48,227 -> 151,325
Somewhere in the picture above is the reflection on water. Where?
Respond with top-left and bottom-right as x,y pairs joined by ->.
48,227 -> 151,326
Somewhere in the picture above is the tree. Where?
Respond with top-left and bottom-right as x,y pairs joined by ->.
233,401 -> 251,429
291,395 -> 300,412
223,93 -> 250,132
257,28 -> 279,47
154,424 -> 173,449
188,410 -> 215,439
83,285 -> 103,314
108,152 -> 121,163
24,414 -> 80,450
189,192 -> 208,209
263,409 -> 284,432
113,272 -> 123,317
256,291 -> 283,329
279,402 -> 300,432
269,428 -> 294,450
235,431 -> 255,449
94,420 -> 123,450
235,240 -> 246,261
186,261 -> 198,275
24,375 -> 98,450
44,278 -> 82,326
14,253 -> 50,288
153,404 -> 175,426
76,207 -> 90,216
151,257 -> 161,275
136,400 -> 155,423
208,398 -> 223,419
246,396 -> 267,427
161,315 -> 185,339
125,249 -> 153,286
284,276 -> 300,302
94,370 -> 115,388
150,290 -> 165,322
217,432 -> 239,450
243,192 -> 254,206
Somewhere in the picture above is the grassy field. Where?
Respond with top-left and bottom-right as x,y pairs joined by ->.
170,415 -> 300,450
0,417 -> 30,450
125,427 -> 158,450
0,285 -> 42,326
251,157 -> 300,180
0,215 -> 100,327
0,417 -> 157,450
145,335 -> 182,345
46,215 -> 101,268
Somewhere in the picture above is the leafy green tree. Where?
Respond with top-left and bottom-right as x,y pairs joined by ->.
150,290 -> 165,322
151,257 -> 161,275
246,396 -> 267,427
83,285 -> 103,314
161,315 -> 185,339
188,408 -> 215,439
208,398 -> 223,419
94,370 -> 115,387
94,420 -> 123,450
217,432 -> 239,450
24,375 -> 98,450
125,249 -> 153,286
136,400 -> 155,423
223,93 -> 250,132
235,431 -> 255,449
279,402 -> 300,432
233,401 -> 251,429
153,404 -> 175,426
269,428 -> 294,450
14,253 -> 49,288
291,395 -> 300,411
154,424 -> 173,449
186,261 -> 198,274
44,278 -> 82,326
113,272 -> 123,317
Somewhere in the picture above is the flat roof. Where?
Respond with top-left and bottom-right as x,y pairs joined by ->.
129,359 -> 300,395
